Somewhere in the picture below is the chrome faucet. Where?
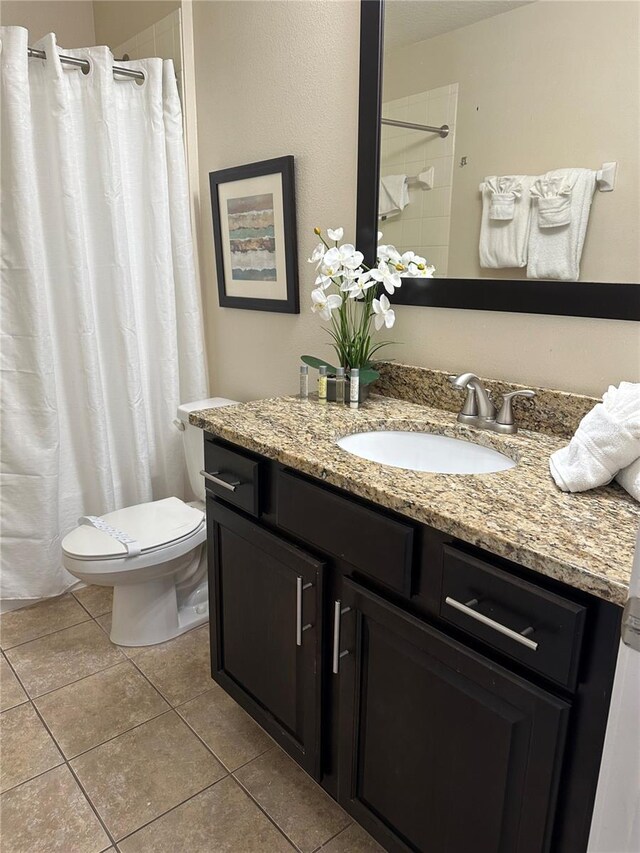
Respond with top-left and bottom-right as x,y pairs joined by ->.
449,373 -> 536,435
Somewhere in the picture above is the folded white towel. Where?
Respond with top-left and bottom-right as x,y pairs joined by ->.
531,175 -> 573,227
617,457 -> 640,502
549,382 -> 640,493
479,175 -> 534,268
379,174 -> 409,219
527,168 -> 596,281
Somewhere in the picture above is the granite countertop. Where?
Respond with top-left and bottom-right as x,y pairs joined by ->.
191,395 -> 640,606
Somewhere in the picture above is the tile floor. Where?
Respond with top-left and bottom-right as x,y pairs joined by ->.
0,589 -> 384,853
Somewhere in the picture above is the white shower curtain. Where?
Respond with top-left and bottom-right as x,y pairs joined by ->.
0,28 -> 209,601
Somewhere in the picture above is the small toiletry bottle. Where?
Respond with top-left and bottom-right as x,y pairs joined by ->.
299,365 -> 309,400
318,365 -> 328,403
349,368 -> 360,409
335,367 -> 346,404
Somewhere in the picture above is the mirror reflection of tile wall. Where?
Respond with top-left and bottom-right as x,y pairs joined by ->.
380,84 -> 458,276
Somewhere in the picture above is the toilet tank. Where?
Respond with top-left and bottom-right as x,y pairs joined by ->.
176,398 -> 238,501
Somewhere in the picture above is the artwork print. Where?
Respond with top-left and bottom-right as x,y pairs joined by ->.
227,193 -> 277,282
209,156 -> 299,313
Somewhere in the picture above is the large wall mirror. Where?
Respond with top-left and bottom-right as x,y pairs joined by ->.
357,0 -> 640,319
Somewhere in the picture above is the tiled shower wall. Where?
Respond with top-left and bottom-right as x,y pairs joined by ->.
379,84 -> 458,276
113,9 -> 183,98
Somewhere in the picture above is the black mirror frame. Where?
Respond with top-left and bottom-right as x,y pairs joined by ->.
356,0 -> 640,321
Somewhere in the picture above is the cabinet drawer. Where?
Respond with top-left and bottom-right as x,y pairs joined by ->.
276,469 -> 414,595
440,546 -> 586,690
204,438 -> 261,517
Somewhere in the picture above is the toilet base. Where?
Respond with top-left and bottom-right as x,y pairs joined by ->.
109,545 -> 209,647
110,578 -> 209,646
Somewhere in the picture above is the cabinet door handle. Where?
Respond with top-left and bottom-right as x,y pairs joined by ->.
296,576 -> 313,647
200,469 -> 241,492
332,600 -> 352,674
445,596 -> 538,651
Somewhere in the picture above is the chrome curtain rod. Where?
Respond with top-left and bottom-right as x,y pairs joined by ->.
27,46 -> 145,81
381,117 -> 449,138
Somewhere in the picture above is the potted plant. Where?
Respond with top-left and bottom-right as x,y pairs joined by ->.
302,226 -> 435,400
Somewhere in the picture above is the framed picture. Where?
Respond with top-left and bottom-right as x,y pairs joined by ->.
209,156 -> 299,313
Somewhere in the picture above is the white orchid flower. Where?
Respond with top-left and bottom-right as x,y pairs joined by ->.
346,272 -> 375,300
377,231 -> 383,241
377,244 -> 401,265
369,260 -> 402,295
324,244 -> 363,270
339,266 -> 363,291
372,293 -> 395,330
311,287 -> 342,321
408,263 -> 435,278
327,227 -> 344,242
307,242 -> 326,269
315,247 -> 344,288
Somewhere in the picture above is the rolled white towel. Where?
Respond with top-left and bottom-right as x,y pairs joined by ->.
616,457 -> 640,502
549,382 -> 640,493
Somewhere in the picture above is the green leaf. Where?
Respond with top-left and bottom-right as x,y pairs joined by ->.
301,355 -> 338,374
357,367 -> 380,386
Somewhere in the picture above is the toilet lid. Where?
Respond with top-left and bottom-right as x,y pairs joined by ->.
62,497 -> 205,560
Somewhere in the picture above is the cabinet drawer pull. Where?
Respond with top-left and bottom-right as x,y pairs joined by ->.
296,576 -> 313,646
200,469 -> 241,492
332,600 -> 352,674
445,596 -> 538,651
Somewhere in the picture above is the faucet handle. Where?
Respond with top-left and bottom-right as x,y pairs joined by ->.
496,389 -> 536,427
448,375 -> 477,416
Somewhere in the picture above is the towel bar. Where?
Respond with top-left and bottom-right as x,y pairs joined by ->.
479,162 -> 617,194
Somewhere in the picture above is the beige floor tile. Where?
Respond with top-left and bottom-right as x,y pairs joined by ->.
35,661 -> 169,758
72,585 -> 113,617
0,703 -> 63,793
0,764 -> 110,853
0,594 -> 89,650
5,621 -> 125,698
319,822 -> 385,852
235,748 -> 350,853
132,625 -> 212,706
177,683 -> 273,771
0,654 -> 27,711
71,710 -> 226,840
119,776 -> 294,853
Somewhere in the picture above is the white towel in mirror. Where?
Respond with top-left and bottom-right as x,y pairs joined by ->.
527,168 -> 597,281
379,174 -> 409,218
479,175 -> 534,268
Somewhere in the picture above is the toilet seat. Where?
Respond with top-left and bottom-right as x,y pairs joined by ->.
62,497 -> 204,561
61,497 -> 206,584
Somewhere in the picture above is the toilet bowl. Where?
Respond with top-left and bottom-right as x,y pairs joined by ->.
62,397 -> 237,647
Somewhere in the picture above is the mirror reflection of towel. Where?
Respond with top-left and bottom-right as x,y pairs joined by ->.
527,168 -> 596,281
379,174 -> 409,218
479,175 -> 534,268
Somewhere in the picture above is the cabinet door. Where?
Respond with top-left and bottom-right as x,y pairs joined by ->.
337,579 -> 570,853
207,498 -> 324,777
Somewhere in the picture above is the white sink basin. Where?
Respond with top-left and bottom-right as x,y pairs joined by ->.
336,430 -> 516,475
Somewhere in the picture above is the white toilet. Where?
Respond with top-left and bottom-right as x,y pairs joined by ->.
62,398 -> 237,647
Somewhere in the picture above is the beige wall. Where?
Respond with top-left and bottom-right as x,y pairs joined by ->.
193,0 -> 361,402
1,0 -> 96,45
192,0 -> 638,401
383,1 -> 640,284
92,0 -> 179,47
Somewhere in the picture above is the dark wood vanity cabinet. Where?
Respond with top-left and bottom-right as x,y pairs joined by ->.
204,437 -> 621,853
337,579 -> 569,853
206,497 -> 324,778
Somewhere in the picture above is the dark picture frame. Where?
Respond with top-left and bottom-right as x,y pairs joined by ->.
210,156 -> 299,313
357,0 -> 640,321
